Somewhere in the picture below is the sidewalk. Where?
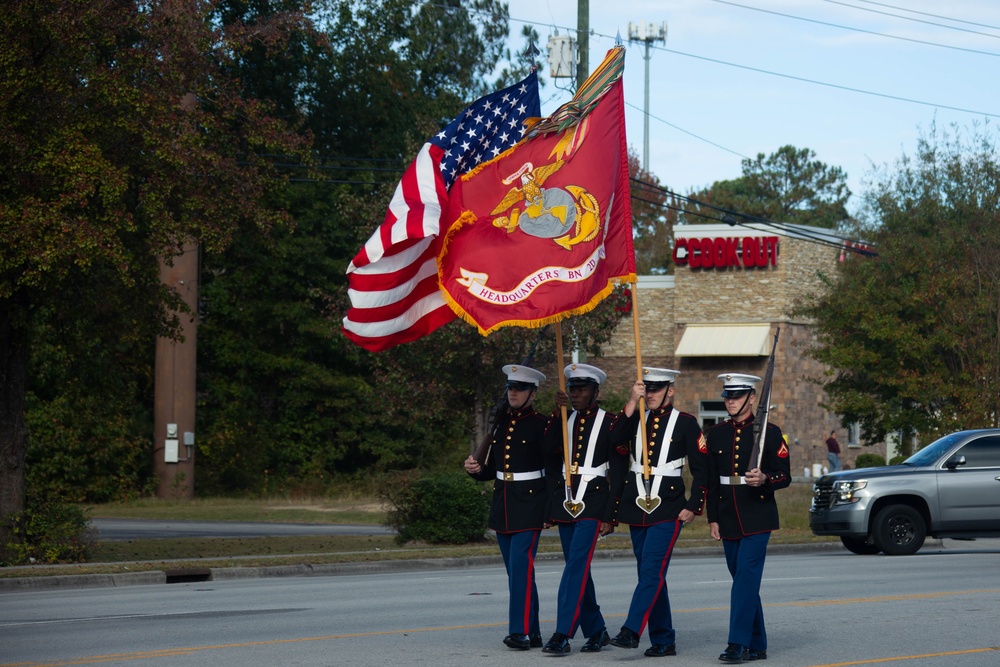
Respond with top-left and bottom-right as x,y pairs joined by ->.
0,541 -> 845,594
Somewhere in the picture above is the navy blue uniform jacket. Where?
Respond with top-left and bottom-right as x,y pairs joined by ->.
543,404 -> 629,523
469,406 -> 552,533
612,405 -> 709,526
706,416 -> 791,538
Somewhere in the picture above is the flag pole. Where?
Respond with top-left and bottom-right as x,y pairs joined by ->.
630,282 -> 653,508
554,321 -> 576,513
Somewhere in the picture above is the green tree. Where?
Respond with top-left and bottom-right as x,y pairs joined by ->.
685,145 -> 850,229
799,122 -> 1000,448
629,147 -> 677,274
194,0 -> 538,488
0,0 -> 309,532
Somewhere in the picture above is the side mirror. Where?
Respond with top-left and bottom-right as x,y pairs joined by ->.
944,454 -> 967,470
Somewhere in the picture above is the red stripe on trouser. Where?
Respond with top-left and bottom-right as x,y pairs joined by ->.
639,522 -> 681,633
569,526 -> 601,633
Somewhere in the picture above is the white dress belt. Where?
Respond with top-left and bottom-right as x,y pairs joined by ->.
631,463 -> 682,477
719,475 -> 747,485
497,469 -> 545,482
573,464 -> 608,477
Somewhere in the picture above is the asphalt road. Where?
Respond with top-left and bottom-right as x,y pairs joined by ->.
3,542 -> 1000,667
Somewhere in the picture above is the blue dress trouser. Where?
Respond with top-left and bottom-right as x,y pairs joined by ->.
623,520 -> 681,646
721,531 -> 770,650
555,519 -> 605,638
496,530 -> 542,636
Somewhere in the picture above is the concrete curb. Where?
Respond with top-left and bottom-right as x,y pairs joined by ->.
0,542 -> 844,594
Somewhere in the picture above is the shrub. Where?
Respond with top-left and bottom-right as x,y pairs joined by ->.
854,453 -> 887,469
889,455 -> 907,465
381,471 -> 490,545
0,494 -> 97,566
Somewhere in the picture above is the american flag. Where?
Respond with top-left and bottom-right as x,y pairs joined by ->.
342,72 -> 540,352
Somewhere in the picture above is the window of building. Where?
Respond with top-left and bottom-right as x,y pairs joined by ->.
699,400 -> 728,432
847,422 -> 862,448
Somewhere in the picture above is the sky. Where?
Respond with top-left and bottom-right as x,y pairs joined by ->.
501,0 -> 1000,216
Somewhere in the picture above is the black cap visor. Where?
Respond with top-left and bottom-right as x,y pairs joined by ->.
721,388 -> 752,398
506,381 -> 536,391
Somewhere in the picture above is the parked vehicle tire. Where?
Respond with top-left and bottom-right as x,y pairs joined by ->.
840,535 -> 881,555
872,504 -> 926,555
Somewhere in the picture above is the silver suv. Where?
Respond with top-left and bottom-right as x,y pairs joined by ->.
809,429 -> 1000,555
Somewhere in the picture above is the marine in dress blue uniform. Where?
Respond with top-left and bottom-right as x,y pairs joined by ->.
608,368 -> 710,657
706,373 -> 791,663
540,364 -> 624,655
464,364 -> 552,651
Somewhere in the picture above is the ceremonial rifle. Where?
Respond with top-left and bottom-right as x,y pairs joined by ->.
749,327 -> 780,470
471,327 -> 549,467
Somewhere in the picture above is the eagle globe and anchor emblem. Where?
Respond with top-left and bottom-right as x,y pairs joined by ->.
490,159 -> 600,250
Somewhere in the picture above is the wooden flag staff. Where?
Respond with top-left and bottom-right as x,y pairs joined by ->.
554,322 -> 583,517
630,282 -> 659,513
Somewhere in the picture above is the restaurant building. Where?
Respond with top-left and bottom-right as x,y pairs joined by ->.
592,222 -> 876,476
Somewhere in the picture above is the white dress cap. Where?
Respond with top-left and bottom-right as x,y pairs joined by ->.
642,367 -> 680,386
563,363 -> 607,386
502,364 -> 546,386
718,372 -> 762,397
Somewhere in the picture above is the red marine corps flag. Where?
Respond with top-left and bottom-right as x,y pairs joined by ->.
438,46 -> 635,334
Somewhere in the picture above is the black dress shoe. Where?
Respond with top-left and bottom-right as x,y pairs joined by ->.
718,643 -> 749,662
644,643 -> 677,657
580,629 -> 610,652
542,632 -> 571,655
609,626 -> 640,649
503,634 -> 531,650
747,648 -> 767,661
529,633 -> 544,648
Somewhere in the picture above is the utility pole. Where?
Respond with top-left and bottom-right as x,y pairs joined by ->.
628,20 -> 668,172
153,244 -> 199,500
576,0 -> 589,91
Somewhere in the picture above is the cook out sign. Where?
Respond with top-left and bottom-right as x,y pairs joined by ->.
672,236 -> 779,269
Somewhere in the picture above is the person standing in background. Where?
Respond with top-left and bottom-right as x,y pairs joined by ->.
825,430 -> 841,472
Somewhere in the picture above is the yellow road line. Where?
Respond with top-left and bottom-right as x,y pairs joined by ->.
805,646 -> 1000,666
4,589 -> 998,667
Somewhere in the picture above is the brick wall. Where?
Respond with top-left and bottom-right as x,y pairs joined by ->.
584,224 -> 874,475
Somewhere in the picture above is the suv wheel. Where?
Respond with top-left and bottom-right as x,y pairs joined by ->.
840,535 -> 881,555
872,504 -> 926,555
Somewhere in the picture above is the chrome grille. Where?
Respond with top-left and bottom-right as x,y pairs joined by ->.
810,480 -> 834,510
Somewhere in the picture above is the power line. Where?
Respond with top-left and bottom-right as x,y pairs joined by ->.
657,45 -> 1000,119
853,0 -> 1000,32
708,0 -> 1000,58
817,0 -> 1000,39
629,178 -> 877,256
623,101 -> 750,159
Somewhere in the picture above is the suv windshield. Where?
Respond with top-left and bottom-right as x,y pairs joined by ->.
904,433 -> 963,467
